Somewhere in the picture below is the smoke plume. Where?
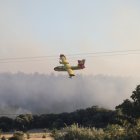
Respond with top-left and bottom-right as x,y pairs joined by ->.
0,72 -> 139,114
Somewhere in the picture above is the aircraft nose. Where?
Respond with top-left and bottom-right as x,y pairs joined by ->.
54,67 -> 58,71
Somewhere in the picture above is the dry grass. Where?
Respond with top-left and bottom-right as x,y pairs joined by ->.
1,133 -> 54,140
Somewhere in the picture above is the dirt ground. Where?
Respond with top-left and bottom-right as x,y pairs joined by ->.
1,133 -> 54,140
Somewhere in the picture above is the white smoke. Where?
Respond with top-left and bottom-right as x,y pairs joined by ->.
0,72 -> 139,114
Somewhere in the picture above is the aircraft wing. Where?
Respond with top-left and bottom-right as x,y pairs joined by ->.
54,54 -> 75,78
59,54 -> 69,64
67,68 -> 75,77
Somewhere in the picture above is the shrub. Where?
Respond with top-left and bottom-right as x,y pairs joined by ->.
53,124 -> 127,140
9,131 -> 25,140
26,132 -> 30,139
42,134 -> 46,138
1,136 -> 6,140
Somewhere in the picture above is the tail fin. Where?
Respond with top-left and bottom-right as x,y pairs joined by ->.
78,59 -> 85,69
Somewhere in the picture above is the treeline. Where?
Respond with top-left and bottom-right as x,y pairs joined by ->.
0,85 -> 140,132
0,106 -> 116,132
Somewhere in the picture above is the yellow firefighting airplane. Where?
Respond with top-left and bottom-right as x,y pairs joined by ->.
54,54 -> 85,78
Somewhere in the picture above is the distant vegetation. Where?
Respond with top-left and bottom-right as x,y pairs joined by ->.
0,85 -> 140,139
53,85 -> 140,140
0,106 -> 116,132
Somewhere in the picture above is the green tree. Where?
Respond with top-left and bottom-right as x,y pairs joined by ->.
14,114 -> 33,131
116,85 -> 140,118
0,117 -> 13,131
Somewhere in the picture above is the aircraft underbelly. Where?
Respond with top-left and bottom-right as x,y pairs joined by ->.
71,66 -> 80,70
54,66 -> 66,71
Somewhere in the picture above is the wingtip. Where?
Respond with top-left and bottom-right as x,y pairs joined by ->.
60,54 -> 65,57
69,74 -> 75,78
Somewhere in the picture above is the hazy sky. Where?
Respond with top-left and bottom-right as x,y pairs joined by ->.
0,0 -> 140,76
